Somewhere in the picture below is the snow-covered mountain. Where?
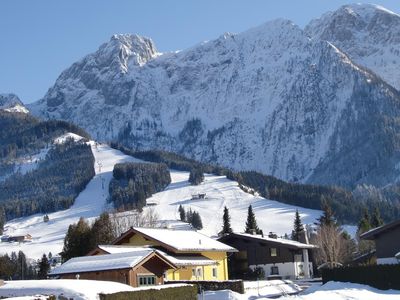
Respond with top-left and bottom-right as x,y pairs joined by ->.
305,3 -> 400,90
29,5 -> 400,188
0,93 -> 29,113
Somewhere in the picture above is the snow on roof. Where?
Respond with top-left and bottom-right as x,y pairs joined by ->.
97,245 -> 152,254
229,232 -> 317,249
98,245 -> 216,266
129,227 -> 237,252
157,251 -> 216,267
361,219 -> 400,240
50,249 -> 154,275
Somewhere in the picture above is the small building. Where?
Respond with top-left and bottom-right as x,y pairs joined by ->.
360,219 -> 400,265
110,227 -> 237,281
0,236 -> 9,243
191,193 -> 206,200
50,248 -> 176,287
8,234 -> 32,243
218,232 -> 317,280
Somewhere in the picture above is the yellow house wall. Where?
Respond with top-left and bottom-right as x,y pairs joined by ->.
122,232 -> 230,281
122,233 -> 160,247
201,252 -> 228,281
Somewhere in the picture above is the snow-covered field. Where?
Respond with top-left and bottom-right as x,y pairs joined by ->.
144,171 -> 320,237
202,281 -> 400,300
0,143 -> 321,259
0,279 -> 135,300
1,279 -> 400,300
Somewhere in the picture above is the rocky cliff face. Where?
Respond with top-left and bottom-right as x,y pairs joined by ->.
29,5 -> 400,188
305,3 -> 400,90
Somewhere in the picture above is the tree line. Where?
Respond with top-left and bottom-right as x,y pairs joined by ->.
0,140 -> 95,220
0,110 -> 90,161
178,205 -> 203,229
109,162 -> 171,211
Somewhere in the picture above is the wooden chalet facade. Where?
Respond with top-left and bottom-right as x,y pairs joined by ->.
360,219 -> 400,265
110,227 -> 237,281
50,249 -> 176,287
218,232 -> 316,280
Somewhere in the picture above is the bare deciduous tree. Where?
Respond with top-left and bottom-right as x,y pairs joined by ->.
311,224 -> 355,268
110,207 -> 160,237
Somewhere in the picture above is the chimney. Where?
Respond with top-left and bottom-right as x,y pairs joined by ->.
298,228 -> 309,244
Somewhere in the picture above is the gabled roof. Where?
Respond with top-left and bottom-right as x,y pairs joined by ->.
112,227 -> 237,253
219,232 -> 317,250
50,249 -> 176,275
360,219 -> 400,240
94,245 -> 217,267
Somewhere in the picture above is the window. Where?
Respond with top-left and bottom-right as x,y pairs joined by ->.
271,266 -> 279,275
212,267 -> 218,278
192,267 -> 203,279
270,248 -> 277,257
138,275 -> 156,286
197,267 -> 203,278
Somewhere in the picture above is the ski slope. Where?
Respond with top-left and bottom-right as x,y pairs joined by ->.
144,172 -> 321,237
0,143 -> 140,259
0,143 -> 321,259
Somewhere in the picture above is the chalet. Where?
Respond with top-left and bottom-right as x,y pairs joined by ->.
7,234 -> 32,243
50,248 -> 176,287
218,232 -> 317,280
360,219 -> 400,265
191,193 -> 206,200
109,227 -> 237,281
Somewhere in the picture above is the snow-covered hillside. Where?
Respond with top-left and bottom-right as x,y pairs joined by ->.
0,144 -> 321,259
0,143 -> 140,258
144,171 -> 320,237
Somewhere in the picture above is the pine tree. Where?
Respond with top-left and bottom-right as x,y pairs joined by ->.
0,206 -> 5,235
292,209 -> 304,242
370,207 -> 383,228
61,217 -> 92,262
38,254 -> 50,279
357,208 -> 374,255
191,211 -> 203,230
186,208 -> 194,224
221,206 -> 233,235
316,199 -> 337,227
357,208 -> 371,234
245,205 -> 261,234
89,212 -> 115,250
178,205 -> 186,222
16,251 -> 27,280
43,214 -> 49,222
188,168 -> 204,185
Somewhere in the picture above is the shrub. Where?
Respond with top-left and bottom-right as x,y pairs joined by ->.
99,285 -> 197,300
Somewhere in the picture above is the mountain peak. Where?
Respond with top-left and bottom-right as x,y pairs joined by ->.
0,93 -> 29,113
305,3 -> 400,90
101,33 -> 158,71
342,3 -> 399,18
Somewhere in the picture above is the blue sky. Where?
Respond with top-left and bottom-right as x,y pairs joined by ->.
1,0 -> 400,104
